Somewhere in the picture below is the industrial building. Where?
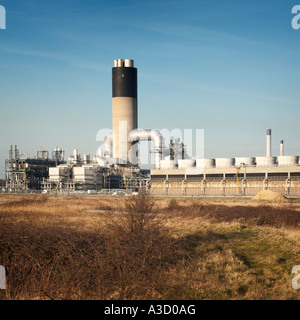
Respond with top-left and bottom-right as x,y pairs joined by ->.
150,127 -> 300,197
43,152 -> 148,193
4,59 -> 300,197
5,145 -> 65,191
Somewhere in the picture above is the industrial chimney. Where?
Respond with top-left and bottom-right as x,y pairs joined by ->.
266,128 -> 271,157
112,59 -> 137,165
280,140 -> 284,156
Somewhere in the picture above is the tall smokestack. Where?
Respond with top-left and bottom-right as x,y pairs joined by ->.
266,128 -> 271,157
280,140 -> 284,156
112,59 -> 137,165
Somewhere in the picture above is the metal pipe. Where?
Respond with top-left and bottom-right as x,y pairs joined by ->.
124,59 -> 134,68
129,129 -> 164,169
182,179 -> 187,195
266,128 -> 271,157
280,140 -> 284,156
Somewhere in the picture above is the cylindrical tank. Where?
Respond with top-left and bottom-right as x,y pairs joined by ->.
160,159 -> 176,169
255,156 -> 276,167
215,158 -> 235,168
196,158 -> 215,168
112,59 -> 137,165
178,159 -> 196,169
73,149 -> 80,163
235,157 -> 255,166
277,156 -> 299,166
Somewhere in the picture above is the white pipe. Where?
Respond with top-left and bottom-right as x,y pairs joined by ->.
117,59 -> 123,67
280,140 -> 284,156
266,128 -> 271,157
124,59 -> 134,68
129,129 -> 164,169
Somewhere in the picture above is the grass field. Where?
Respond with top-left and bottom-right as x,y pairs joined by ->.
0,193 -> 300,300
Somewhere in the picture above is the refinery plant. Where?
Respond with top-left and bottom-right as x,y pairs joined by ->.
3,59 -> 300,197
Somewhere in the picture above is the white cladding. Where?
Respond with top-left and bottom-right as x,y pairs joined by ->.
49,165 -> 71,182
73,166 -> 95,182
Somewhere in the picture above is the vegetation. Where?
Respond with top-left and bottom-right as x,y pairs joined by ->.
0,194 -> 300,300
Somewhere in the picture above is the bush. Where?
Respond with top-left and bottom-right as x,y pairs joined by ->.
0,193 -> 181,300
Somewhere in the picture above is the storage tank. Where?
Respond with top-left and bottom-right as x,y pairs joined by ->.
215,158 -> 235,168
196,158 -> 215,168
235,157 -> 255,166
112,58 -> 137,165
277,156 -> 299,166
255,156 -> 276,167
178,159 -> 196,169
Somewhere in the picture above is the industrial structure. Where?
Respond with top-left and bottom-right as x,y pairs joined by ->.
5,145 -> 65,191
3,59 -> 300,197
150,129 -> 300,197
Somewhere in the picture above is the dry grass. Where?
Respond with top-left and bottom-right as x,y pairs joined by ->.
0,194 -> 300,300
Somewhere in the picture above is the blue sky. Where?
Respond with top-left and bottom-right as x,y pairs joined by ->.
0,0 -> 299,176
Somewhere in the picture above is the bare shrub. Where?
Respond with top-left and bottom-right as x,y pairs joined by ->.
0,193 -> 181,300
123,192 -> 156,232
167,199 -> 180,212
103,192 -> 181,299
2,194 -> 299,300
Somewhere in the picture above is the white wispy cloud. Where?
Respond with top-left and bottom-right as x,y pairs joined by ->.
142,71 -> 299,106
0,44 -> 110,72
134,22 -> 260,46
